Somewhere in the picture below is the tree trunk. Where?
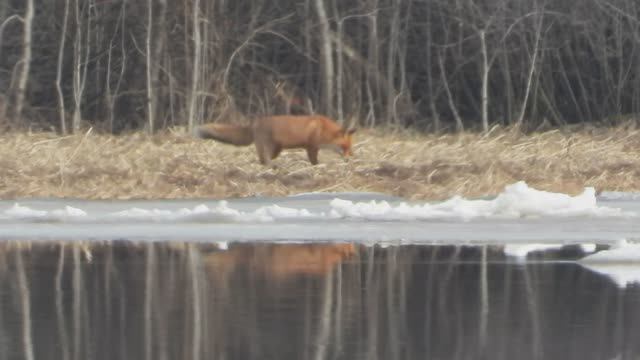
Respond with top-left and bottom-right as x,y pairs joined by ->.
146,0 -> 155,134
425,2 -> 440,132
105,2 -> 127,134
72,0 -> 90,133
333,0 -> 344,124
366,0 -> 380,126
479,30 -> 489,132
516,11 -> 544,127
386,0 -> 401,125
155,0 -> 167,128
145,0 -> 166,133
439,52 -> 464,132
501,48 -> 514,125
188,0 -> 202,132
56,0 -> 70,134
7,0 -> 34,125
304,0 -> 314,113
314,0 -> 334,117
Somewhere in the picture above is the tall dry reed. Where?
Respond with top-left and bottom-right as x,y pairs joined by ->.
1,124 -> 639,200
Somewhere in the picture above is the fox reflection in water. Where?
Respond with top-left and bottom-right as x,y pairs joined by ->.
201,243 -> 356,280
0,242 -> 640,360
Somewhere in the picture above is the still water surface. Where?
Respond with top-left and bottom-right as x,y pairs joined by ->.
0,241 -> 638,360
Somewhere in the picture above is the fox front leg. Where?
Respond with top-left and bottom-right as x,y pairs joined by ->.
271,145 -> 282,160
256,142 -> 272,166
306,146 -> 319,165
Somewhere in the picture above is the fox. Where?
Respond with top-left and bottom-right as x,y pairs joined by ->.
196,115 -> 356,165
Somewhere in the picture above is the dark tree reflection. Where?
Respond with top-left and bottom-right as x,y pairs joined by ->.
0,242 -> 638,360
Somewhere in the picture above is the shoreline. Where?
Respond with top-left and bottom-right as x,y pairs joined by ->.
2,126 -> 639,201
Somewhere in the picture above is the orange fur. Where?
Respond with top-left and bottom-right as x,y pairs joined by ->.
197,115 -> 356,165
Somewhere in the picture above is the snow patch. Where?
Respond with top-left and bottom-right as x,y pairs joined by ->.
330,181 -> 630,221
103,201 -> 322,223
1,182 -> 633,224
2,203 -> 87,221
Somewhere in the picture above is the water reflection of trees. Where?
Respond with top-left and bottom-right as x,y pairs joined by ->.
0,242 -> 639,360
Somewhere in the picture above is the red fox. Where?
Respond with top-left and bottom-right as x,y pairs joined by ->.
197,115 -> 356,165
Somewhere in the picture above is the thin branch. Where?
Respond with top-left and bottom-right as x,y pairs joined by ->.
0,15 -> 24,56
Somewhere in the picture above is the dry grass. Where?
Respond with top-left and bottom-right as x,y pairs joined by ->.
1,124 -> 640,200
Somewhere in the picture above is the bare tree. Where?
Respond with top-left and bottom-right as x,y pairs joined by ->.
424,2 -> 441,132
516,7 -> 545,127
479,29 -> 489,132
0,15 -> 25,65
56,0 -> 70,134
146,0 -> 156,134
0,0 -> 639,133
314,0 -> 334,117
71,0 -> 92,133
5,0 -> 34,125
333,0 -> 344,123
386,0 -> 402,125
187,0 -> 202,132
105,1 -> 127,134
439,51 -> 464,132
366,0 -> 380,126
145,0 -> 166,134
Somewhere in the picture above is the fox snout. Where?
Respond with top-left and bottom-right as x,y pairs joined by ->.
339,127 -> 356,157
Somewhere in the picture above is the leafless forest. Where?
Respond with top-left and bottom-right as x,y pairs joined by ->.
1,0 -> 639,134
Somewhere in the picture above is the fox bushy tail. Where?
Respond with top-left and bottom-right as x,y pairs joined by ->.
196,123 -> 254,146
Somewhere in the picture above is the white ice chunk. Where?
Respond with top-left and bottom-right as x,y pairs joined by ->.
1,182 -> 634,225
330,181 -> 629,221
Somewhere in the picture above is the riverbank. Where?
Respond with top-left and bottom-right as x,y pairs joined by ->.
2,125 -> 639,200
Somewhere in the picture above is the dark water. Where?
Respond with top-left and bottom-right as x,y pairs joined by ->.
0,241 -> 639,360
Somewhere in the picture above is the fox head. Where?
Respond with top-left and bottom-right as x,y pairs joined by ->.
335,128 -> 356,157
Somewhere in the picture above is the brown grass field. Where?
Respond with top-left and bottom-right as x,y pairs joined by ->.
1,124 -> 640,200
